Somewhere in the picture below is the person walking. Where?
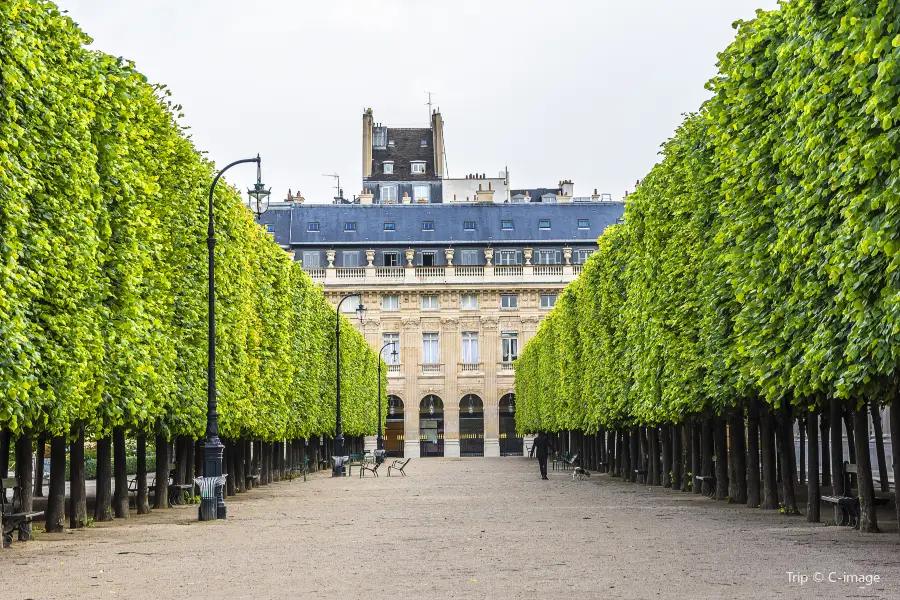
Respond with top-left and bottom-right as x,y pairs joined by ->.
529,431 -> 556,480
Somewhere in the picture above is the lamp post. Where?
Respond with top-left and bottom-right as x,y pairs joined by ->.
377,342 -> 398,451
333,292 -> 366,476
201,155 -> 270,521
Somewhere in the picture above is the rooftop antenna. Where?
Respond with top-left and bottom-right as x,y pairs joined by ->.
322,172 -> 343,203
425,91 -> 435,119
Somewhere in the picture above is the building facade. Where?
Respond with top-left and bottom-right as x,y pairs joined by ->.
259,109 -> 625,458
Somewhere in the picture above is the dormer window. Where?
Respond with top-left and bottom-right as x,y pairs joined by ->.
383,161 -> 394,175
373,127 -> 387,149
388,139 -> 395,147
411,161 -> 426,174
420,140 -> 428,147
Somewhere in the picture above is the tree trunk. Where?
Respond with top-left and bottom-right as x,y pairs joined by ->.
225,440 -> 236,496
194,438 -> 203,479
94,437 -> 113,522
0,428 -> 10,478
112,427 -> 129,519
662,425 -> 672,488
14,429 -> 34,540
174,435 -> 188,486
33,435 -> 45,497
798,415 -> 806,486
843,406 -> 857,467
714,416 -> 729,501
806,407 -> 820,523
870,402 -> 889,493
45,435 -> 67,532
778,403 -> 800,515
235,439 -> 246,493
700,418 -> 714,496
136,433 -> 150,514
186,437 -> 195,488
630,427 -> 640,483
613,431 -> 621,477
649,426 -> 661,486
69,424 -> 88,529
829,397 -> 844,496
677,424 -> 687,492
853,402 -> 878,532
820,410 -> 831,487
747,400 -> 760,507
691,420 -> 701,494
153,434 -> 169,509
261,441 -> 270,485
622,430 -> 631,481
729,407 -> 748,505
244,439 -> 253,488
890,405 -> 900,538
760,403 -> 778,509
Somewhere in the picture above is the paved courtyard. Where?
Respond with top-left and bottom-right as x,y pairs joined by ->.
2,457 -> 899,599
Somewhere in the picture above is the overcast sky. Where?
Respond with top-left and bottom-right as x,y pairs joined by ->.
58,0 -> 778,203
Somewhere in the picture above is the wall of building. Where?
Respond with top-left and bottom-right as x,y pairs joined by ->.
443,176 -> 508,203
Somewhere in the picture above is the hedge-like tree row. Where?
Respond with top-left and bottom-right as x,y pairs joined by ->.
516,0 -> 900,534
1,0 -> 384,538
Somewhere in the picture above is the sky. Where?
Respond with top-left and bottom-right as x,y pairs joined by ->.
58,0 -> 780,204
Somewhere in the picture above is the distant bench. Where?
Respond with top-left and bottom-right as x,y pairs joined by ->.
822,462 -> 890,527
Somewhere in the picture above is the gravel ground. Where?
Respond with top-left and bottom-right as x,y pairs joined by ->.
1,457 -> 898,599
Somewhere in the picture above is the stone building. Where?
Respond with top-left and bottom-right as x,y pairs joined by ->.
258,109 -> 625,458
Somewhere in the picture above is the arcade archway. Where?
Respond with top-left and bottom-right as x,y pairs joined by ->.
460,394 -> 485,457
385,395 -> 404,457
499,393 -> 523,456
419,395 -> 444,457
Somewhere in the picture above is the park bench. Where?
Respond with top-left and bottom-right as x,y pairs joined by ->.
291,457 -> 310,482
347,453 -> 366,476
388,458 -> 411,477
360,459 -> 382,478
245,470 -> 261,489
1,478 -> 42,547
635,469 -> 648,484
552,452 -> 579,471
822,462 -> 891,527
695,475 -> 716,498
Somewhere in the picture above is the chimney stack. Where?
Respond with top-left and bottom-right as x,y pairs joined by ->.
431,111 -> 445,178
362,108 -> 374,178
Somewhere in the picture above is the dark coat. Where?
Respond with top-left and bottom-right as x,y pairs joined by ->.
531,433 -> 555,459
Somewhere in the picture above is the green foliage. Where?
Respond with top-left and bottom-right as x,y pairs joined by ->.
516,0 -> 900,433
0,0 -> 384,443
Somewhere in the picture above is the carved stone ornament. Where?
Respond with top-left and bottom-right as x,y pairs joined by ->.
563,247 -> 573,265
405,248 -> 415,267
445,248 -> 455,266
523,247 -> 533,265
366,249 -> 375,267
326,249 -> 336,268
484,247 -> 494,266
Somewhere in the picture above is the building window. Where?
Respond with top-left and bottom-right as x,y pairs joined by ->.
414,185 -> 430,202
460,249 -> 479,265
510,194 -> 526,204
501,219 -> 514,230
344,221 -> 357,232
388,139 -> 395,147
383,251 -> 399,267
411,161 -> 426,174
422,221 -> 435,231
422,295 -> 439,310
498,250 -> 520,266
422,332 -> 440,364
383,161 -> 394,175
384,221 -> 395,231
574,249 -> 594,264
462,332 -> 480,364
502,331 -> 519,363
539,219 -> 551,230
381,184 -> 398,203
578,219 -> 590,229
382,294 -> 399,311
302,251 -> 320,268
373,127 -> 386,149
501,294 -> 518,309
420,139 -> 428,147
536,249 -> 561,265
541,294 -> 557,309
464,221 -> 476,231
342,251 -> 360,267
308,222 -> 320,232
383,333 -> 400,364
461,293 -> 478,310
421,251 -> 436,267
340,294 -> 361,312
264,223 -> 274,233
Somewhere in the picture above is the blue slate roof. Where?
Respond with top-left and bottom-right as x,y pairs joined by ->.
258,201 -> 625,247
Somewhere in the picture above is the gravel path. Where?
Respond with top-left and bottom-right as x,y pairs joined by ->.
1,457 -> 898,599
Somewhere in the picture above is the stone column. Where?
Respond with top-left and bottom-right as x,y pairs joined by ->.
482,316 -> 501,457
402,316 -> 421,458
442,317 -> 460,458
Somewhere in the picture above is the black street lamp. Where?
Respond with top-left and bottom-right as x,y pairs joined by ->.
377,341 -> 399,451
333,292 -> 366,476
201,155 -> 269,521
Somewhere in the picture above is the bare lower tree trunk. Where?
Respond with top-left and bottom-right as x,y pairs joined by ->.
829,397 -> 845,496
0,428 -> 10,478
235,439 -> 246,493
691,421 -> 701,494
870,402 -> 889,493
45,435 -> 67,532
15,429 -> 34,540
649,426 -> 661,486
174,435 -> 188,486
613,431 -> 622,477
621,431 -> 631,480
714,416 -> 729,501
194,439 -> 203,480
629,427 -> 640,483
747,400 -> 760,507
662,425 -> 672,488
854,402 -> 878,532
136,433 -> 150,514
33,435 -> 45,497
890,405 -> 900,538
778,403 -> 800,515
225,440 -> 236,496
807,407 -> 820,523
186,437 -> 195,488
244,439 -> 253,488
94,437 -> 113,522
820,410 -> 831,487
112,427 -> 129,519
700,418 -> 714,496
843,406 -> 857,468
678,424 -> 688,492
729,407 -> 747,505
153,434 -> 169,509
760,403 -> 778,510
798,415 -> 806,486
69,424 -> 88,529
